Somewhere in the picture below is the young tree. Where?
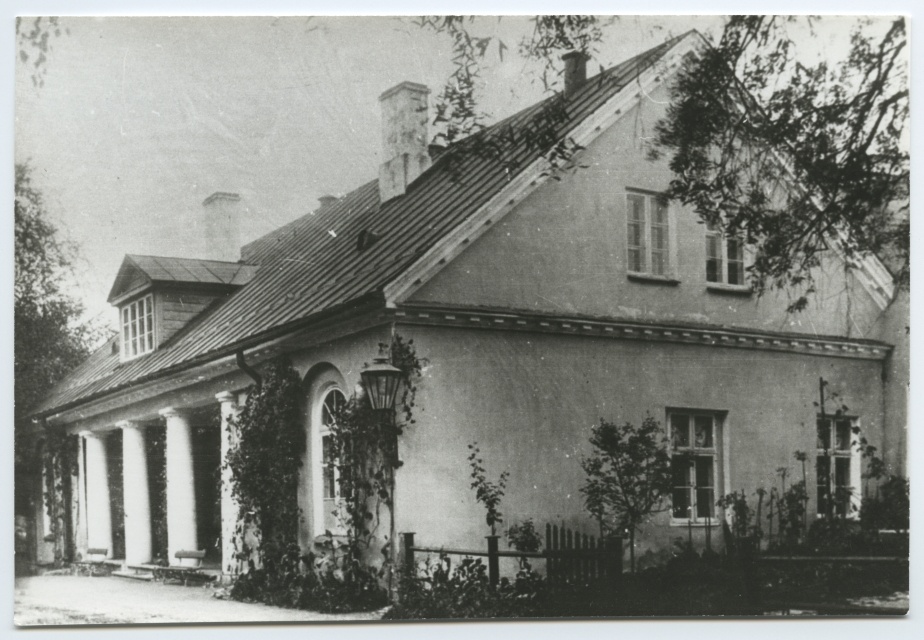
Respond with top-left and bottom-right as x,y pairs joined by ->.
416,16 -> 909,311
580,416 -> 672,572
467,443 -> 510,536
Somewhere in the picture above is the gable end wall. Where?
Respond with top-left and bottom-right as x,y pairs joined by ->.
408,81 -> 886,340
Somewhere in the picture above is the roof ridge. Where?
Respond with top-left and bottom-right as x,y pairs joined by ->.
126,252 -> 253,266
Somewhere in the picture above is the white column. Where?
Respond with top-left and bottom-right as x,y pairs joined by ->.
160,407 -> 198,566
81,431 -> 113,559
118,421 -> 152,565
216,391 -> 241,576
75,434 -> 88,555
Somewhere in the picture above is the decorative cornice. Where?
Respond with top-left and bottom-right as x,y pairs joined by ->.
392,304 -> 892,362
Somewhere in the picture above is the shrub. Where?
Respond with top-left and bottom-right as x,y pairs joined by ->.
385,552 -> 763,619
507,519 -> 542,553
861,475 -> 910,533
229,542 -> 388,613
386,554 -> 544,619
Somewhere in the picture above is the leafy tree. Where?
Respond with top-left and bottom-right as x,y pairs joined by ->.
14,164 -> 94,467
416,16 -> 908,311
580,416 -> 672,572
653,16 -> 908,311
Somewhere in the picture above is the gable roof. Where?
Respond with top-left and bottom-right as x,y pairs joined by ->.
107,254 -> 258,303
33,31 -> 702,418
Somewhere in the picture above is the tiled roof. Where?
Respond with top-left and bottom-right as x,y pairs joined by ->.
33,32 -> 693,418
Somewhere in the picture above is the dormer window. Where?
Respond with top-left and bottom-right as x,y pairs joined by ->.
108,254 -> 258,362
121,294 -> 154,360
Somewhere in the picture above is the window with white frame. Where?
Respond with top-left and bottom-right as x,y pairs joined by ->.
120,294 -> 154,359
319,388 -> 346,533
669,411 -> 721,522
816,416 -> 860,518
627,192 -> 670,276
705,222 -> 745,286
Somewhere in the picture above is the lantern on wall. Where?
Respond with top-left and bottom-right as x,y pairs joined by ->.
360,354 -> 402,411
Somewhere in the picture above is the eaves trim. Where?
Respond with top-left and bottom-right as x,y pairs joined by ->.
392,303 -> 892,362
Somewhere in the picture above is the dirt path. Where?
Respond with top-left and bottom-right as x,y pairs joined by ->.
14,575 -> 386,626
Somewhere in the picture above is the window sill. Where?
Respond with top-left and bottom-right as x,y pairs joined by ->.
706,283 -> 753,296
627,272 -> 680,286
670,519 -> 722,528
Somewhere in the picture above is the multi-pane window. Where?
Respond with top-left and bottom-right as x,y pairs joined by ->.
705,222 -> 745,285
670,412 -> 719,521
121,294 -> 154,360
627,192 -> 670,276
320,389 -> 346,501
816,417 -> 856,518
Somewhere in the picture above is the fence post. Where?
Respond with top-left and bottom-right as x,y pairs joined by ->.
605,536 -> 623,588
401,532 -> 415,577
486,535 -> 499,587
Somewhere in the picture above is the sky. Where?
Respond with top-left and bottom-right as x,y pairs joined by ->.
15,13 -> 878,330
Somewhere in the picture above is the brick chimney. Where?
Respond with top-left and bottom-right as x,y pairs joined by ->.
562,51 -> 590,96
378,81 -> 431,203
318,195 -> 337,208
202,192 -> 242,262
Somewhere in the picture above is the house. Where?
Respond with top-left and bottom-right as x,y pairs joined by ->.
23,31 -> 907,577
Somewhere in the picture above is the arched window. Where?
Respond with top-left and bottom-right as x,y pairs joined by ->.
317,387 -> 346,535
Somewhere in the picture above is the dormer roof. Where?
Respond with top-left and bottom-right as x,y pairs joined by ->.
107,254 -> 258,304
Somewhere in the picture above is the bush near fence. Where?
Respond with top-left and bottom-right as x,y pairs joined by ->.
400,522 -> 622,587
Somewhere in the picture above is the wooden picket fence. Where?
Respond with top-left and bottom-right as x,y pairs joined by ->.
401,522 -> 622,587
545,523 -> 620,584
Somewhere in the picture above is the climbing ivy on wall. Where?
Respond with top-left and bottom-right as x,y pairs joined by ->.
323,334 -> 423,592
225,357 -> 305,589
40,428 -> 78,565
145,426 -> 168,563
106,430 -> 125,560
224,336 -> 423,611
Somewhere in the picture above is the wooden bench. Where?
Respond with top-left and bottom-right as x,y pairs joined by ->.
153,550 -> 213,586
74,548 -> 112,577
